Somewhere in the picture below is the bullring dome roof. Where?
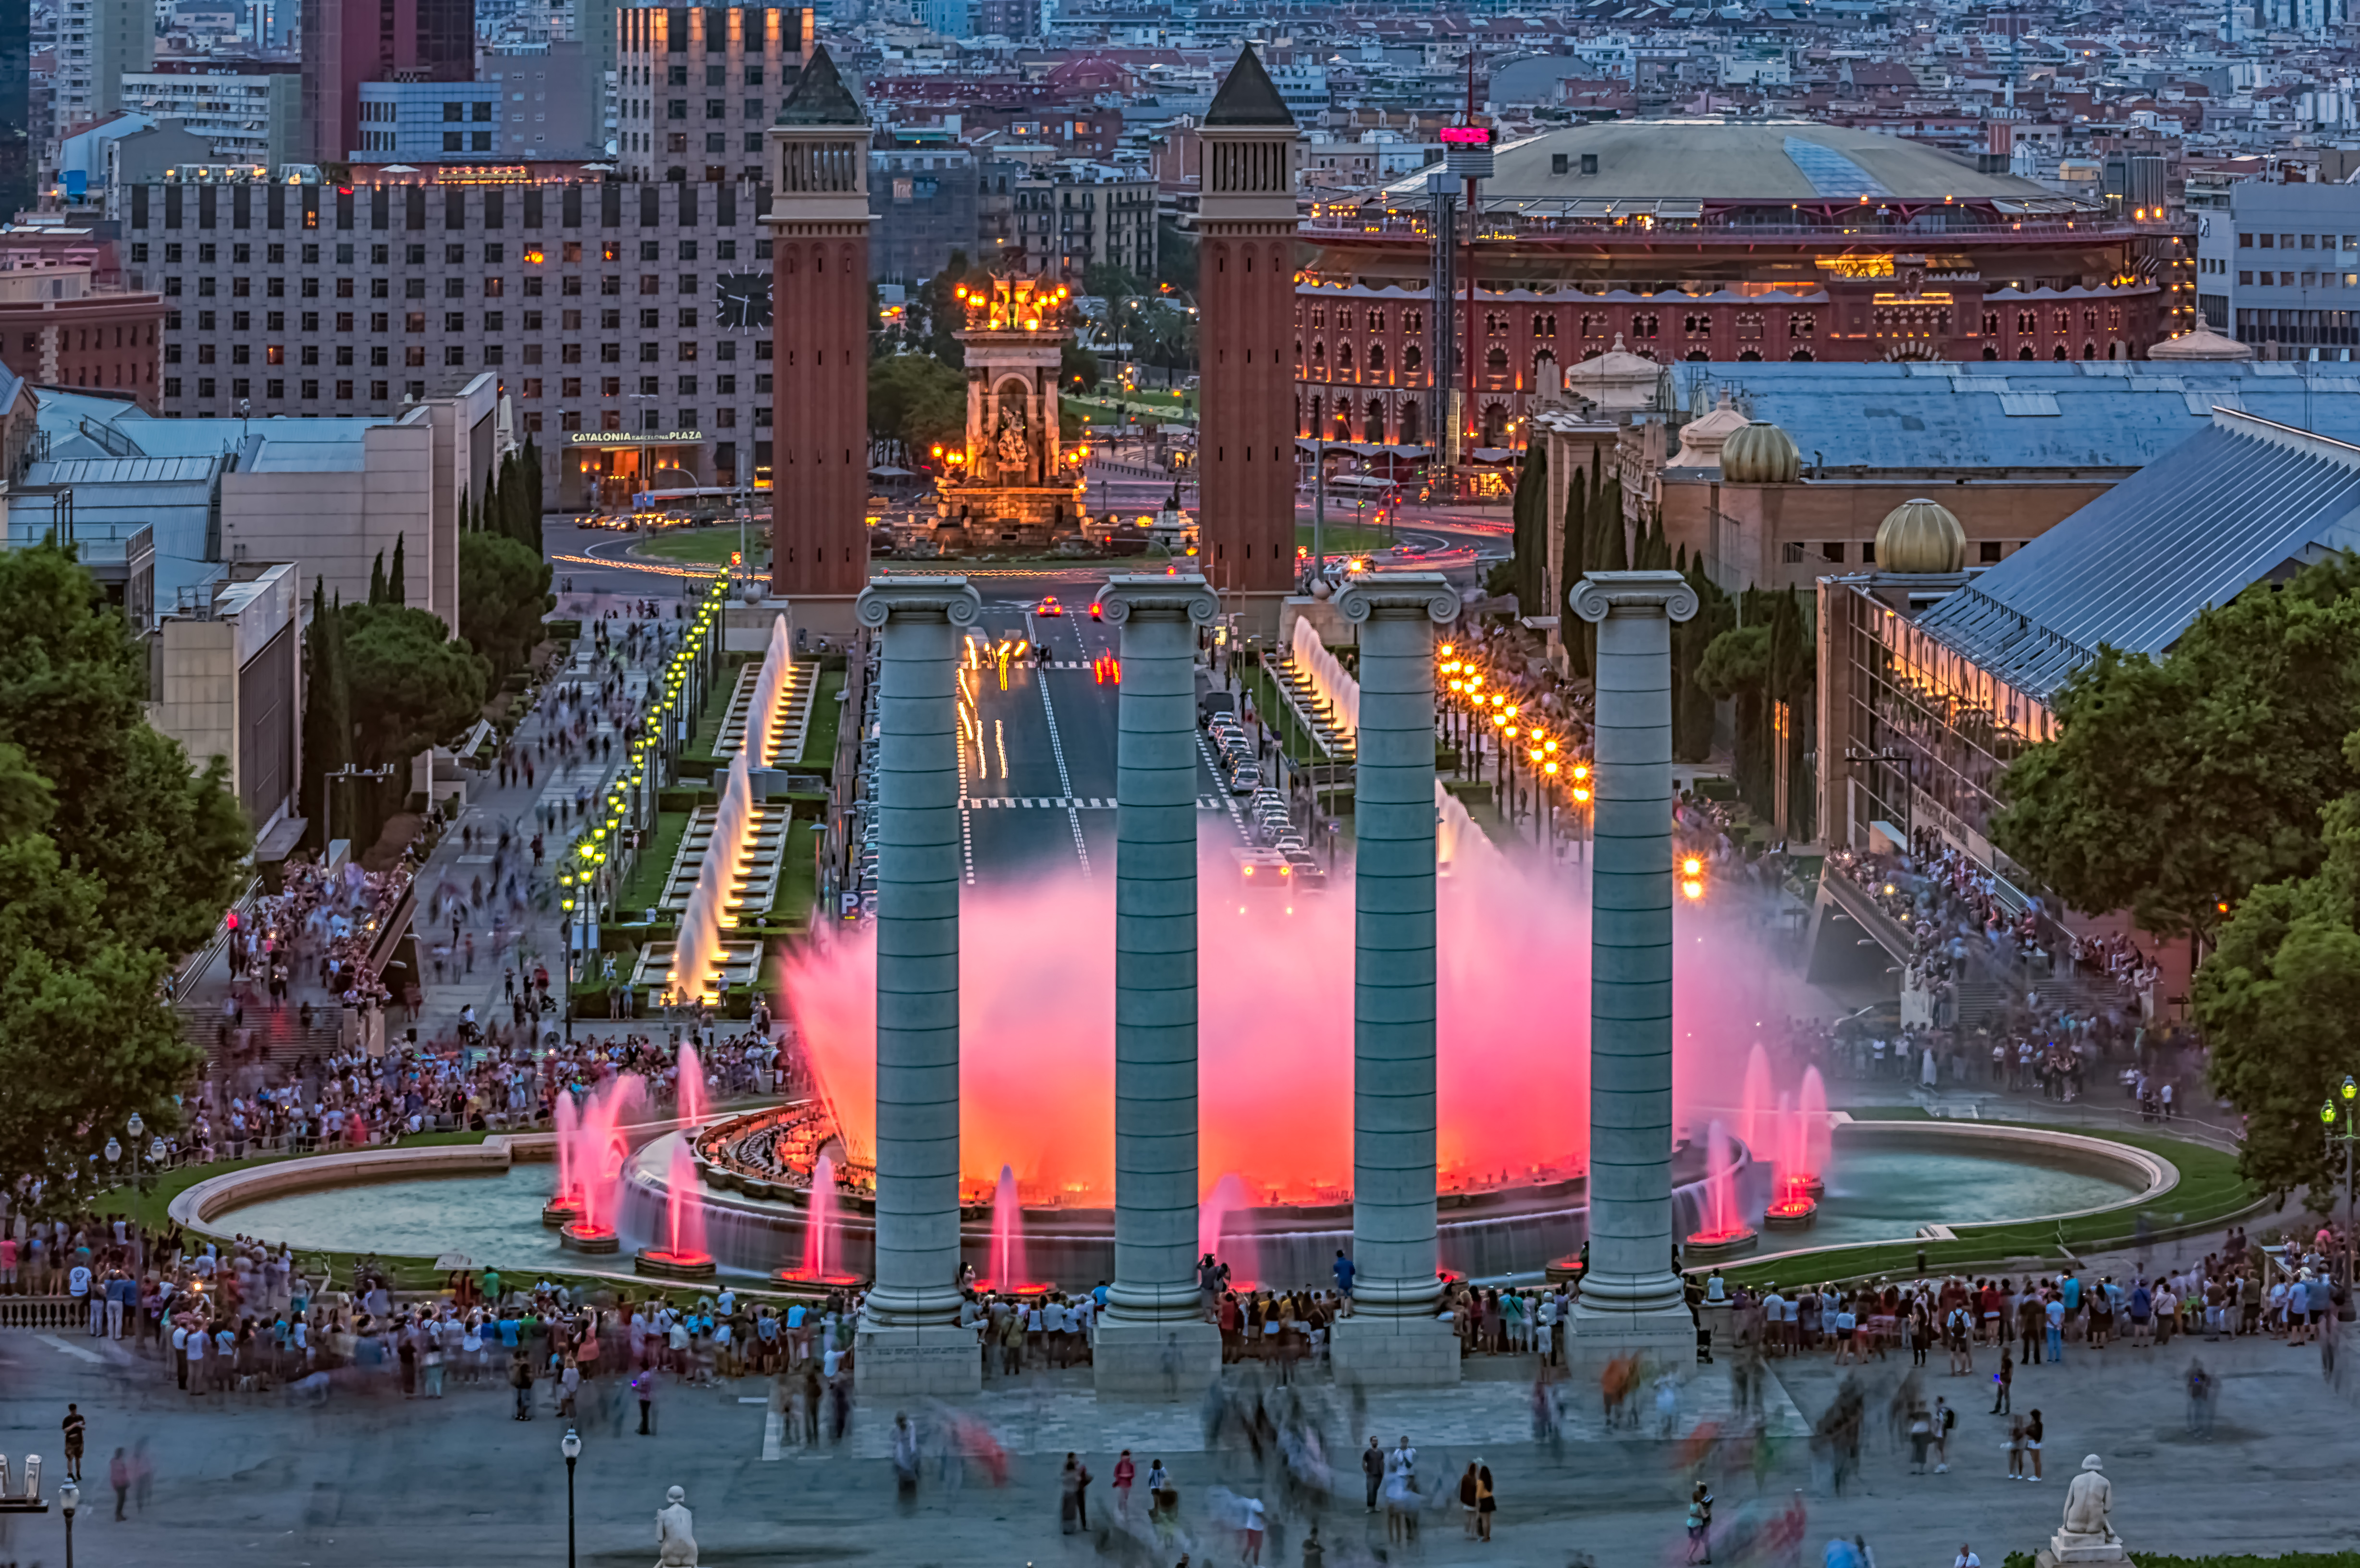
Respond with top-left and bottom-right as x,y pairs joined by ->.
1385,121 -> 2088,209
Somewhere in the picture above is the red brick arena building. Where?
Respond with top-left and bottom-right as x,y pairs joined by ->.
1295,121 -> 2183,448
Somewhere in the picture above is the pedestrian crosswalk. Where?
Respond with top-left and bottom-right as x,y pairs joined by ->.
962,796 -> 1229,810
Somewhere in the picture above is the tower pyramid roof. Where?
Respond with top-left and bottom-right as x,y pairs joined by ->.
1205,46 -> 1296,128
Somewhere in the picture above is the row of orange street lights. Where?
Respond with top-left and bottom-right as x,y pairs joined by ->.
1436,645 -> 1593,858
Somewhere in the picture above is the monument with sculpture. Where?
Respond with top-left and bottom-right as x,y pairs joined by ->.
924,274 -> 1090,553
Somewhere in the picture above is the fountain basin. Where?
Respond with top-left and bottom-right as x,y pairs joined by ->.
636,1249 -> 718,1281
1684,1227 -> 1761,1264
1763,1198 -> 1820,1231
559,1223 -> 621,1255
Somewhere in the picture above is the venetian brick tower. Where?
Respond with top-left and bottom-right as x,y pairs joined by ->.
764,45 -> 871,618
1195,48 -> 1301,617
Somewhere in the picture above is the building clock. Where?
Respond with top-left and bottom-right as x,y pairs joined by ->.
715,271 -> 773,333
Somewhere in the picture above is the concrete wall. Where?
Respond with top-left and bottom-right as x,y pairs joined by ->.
1663,476 -> 2114,594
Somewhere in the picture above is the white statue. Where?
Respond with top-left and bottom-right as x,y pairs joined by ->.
655,1485 -> 698,1568
2048,1455 -> 2124,1563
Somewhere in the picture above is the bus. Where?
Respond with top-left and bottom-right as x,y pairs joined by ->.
1229,847 -> 1297,916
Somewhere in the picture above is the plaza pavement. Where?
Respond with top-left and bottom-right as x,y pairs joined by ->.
5,1229 -> 2355,1568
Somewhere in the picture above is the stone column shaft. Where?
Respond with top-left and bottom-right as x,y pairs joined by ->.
855,577 -> 981,1329
1099,575 -> 1221,1324
1337,574 -> 1460,1316
1570,569 -> 1697,1324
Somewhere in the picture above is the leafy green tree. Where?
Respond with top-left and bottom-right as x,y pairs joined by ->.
0,827 -> 197,1195
1671,548 -> 1734,763
1060,342 -> 1103,395
1156,219 -> 1197,291
1995,554 -> 2360,946
1560,456 -> 1592,677
0,540 -> 247,956
868,353 -> 968,464
388,533 -> 408,607
369,551 -> 388,606
459,531 -> 555,683
340,603 -> 486,768
2197,754 -> 2360,1201
1083,261 -> 1145,301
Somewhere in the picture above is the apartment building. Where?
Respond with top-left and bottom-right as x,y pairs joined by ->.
2195,178 -> 2360,357
615,4 -> 815,184
127,175 -> 783,506
120,62 -> 302,170
53,0 -> 154,152
981,159 -> 1155,281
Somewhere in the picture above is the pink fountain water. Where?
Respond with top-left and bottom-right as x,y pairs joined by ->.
787,1151 -> 856,1286
1798,1065 -> 1832,1194
647,1139 -> 712,1266
676,1041 -> 708,1126
1689,1120 -> 1749,1244
1739,1044 -> 1774,1164
976,1164 -> 1044,1293
1198,1171 -> 1262,1290
547,1094 -> 581,1221
779,847 -> 1731,1201
559,1074 -> 645,1250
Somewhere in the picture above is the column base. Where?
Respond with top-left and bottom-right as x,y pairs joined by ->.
1329,1313 -> 1462,1388
1563,1300 -> 1700,1368
852,1322 -> 982,1398
1091,1319 -> 1221,1400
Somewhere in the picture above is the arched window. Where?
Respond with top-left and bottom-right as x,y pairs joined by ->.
1789,348 -> 1814,362
2018,345 -> 2036,360
1293,339 -> 1303,363
1337,342 -> 1354,372
1335,404 -> 1352,440
1486,345 -> 1508,372
1982,345 -> 1999,360
1367,308 -> 1385,331
1367,398 -> 1385,441
1311,341 -> 1326,366
1401,401 -> 1422,445
2082,341 -> 2097,359
2053,343 -> 2068,360
1403,345 -> 1423,374
1368,343 -> 1387,373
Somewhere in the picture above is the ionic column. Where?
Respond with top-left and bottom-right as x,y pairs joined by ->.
1567,569 -> 1698,1347
1330,574 -> 1461,1388
1097,575 -> 1221,1325
854,577 -> 980,1336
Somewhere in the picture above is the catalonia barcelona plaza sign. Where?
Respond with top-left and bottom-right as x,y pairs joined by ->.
568,430 -> 705,445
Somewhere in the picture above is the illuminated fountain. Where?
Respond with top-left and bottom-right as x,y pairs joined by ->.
971,1164 -> 1049,1294
558,1075 -> 646,1255
1682,1120 -> 1759,1262
778,1152 -> 861,1289
1198,1172 -> 1261,1292
636,1140 -> 718,1279
543,1094 -> 581,1227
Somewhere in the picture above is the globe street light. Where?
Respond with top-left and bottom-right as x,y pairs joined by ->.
562,1428 -> 582,1568
58,1479 -> 76,1568
126,1112 -> 144,1196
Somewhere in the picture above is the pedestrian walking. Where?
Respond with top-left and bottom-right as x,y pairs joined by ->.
109,1447 -> 129,1520
61,1404 -> 86,1482
1362,1436 -> 1384,1512
1992,1349 -> 2013,1413
1476,1460 -> 1496,1543
1686,1481 -> 1714,1563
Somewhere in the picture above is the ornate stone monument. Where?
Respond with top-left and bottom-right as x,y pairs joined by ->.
655,1485 -> 698,1568
929,274 -> 1088,551
2039,1454 -> 2129,1567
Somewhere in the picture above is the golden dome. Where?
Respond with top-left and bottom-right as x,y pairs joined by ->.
1719,421 -> 1800,484
1875,497 -> 1967,574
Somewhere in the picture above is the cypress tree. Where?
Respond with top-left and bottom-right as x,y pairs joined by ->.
1509,441 -> 1547,614
369,551 -> 387,607
459,488 -> 474,536
520,438 -> 544,554
301,577 -> 353,845
389,533 -> 408,607
1560,463 -> 1591,678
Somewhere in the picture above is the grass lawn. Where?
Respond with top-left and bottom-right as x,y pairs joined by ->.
1717,1120 -> 2265,1289
771,824 -> 818,931
618,809 -> 689,912
799,668 -> 845,767
1297,521 -> 1399,555
1244,666 -> 1326,768
636,527 -> 765,569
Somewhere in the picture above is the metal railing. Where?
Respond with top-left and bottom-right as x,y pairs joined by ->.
1306,212 -> 2148,246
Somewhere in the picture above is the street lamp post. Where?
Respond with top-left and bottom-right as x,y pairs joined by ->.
126,1112 -> 144,1196
562,1428 -> 581,1568
58,1479 -> 76,1568
2325,1076 -> 2360,1309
